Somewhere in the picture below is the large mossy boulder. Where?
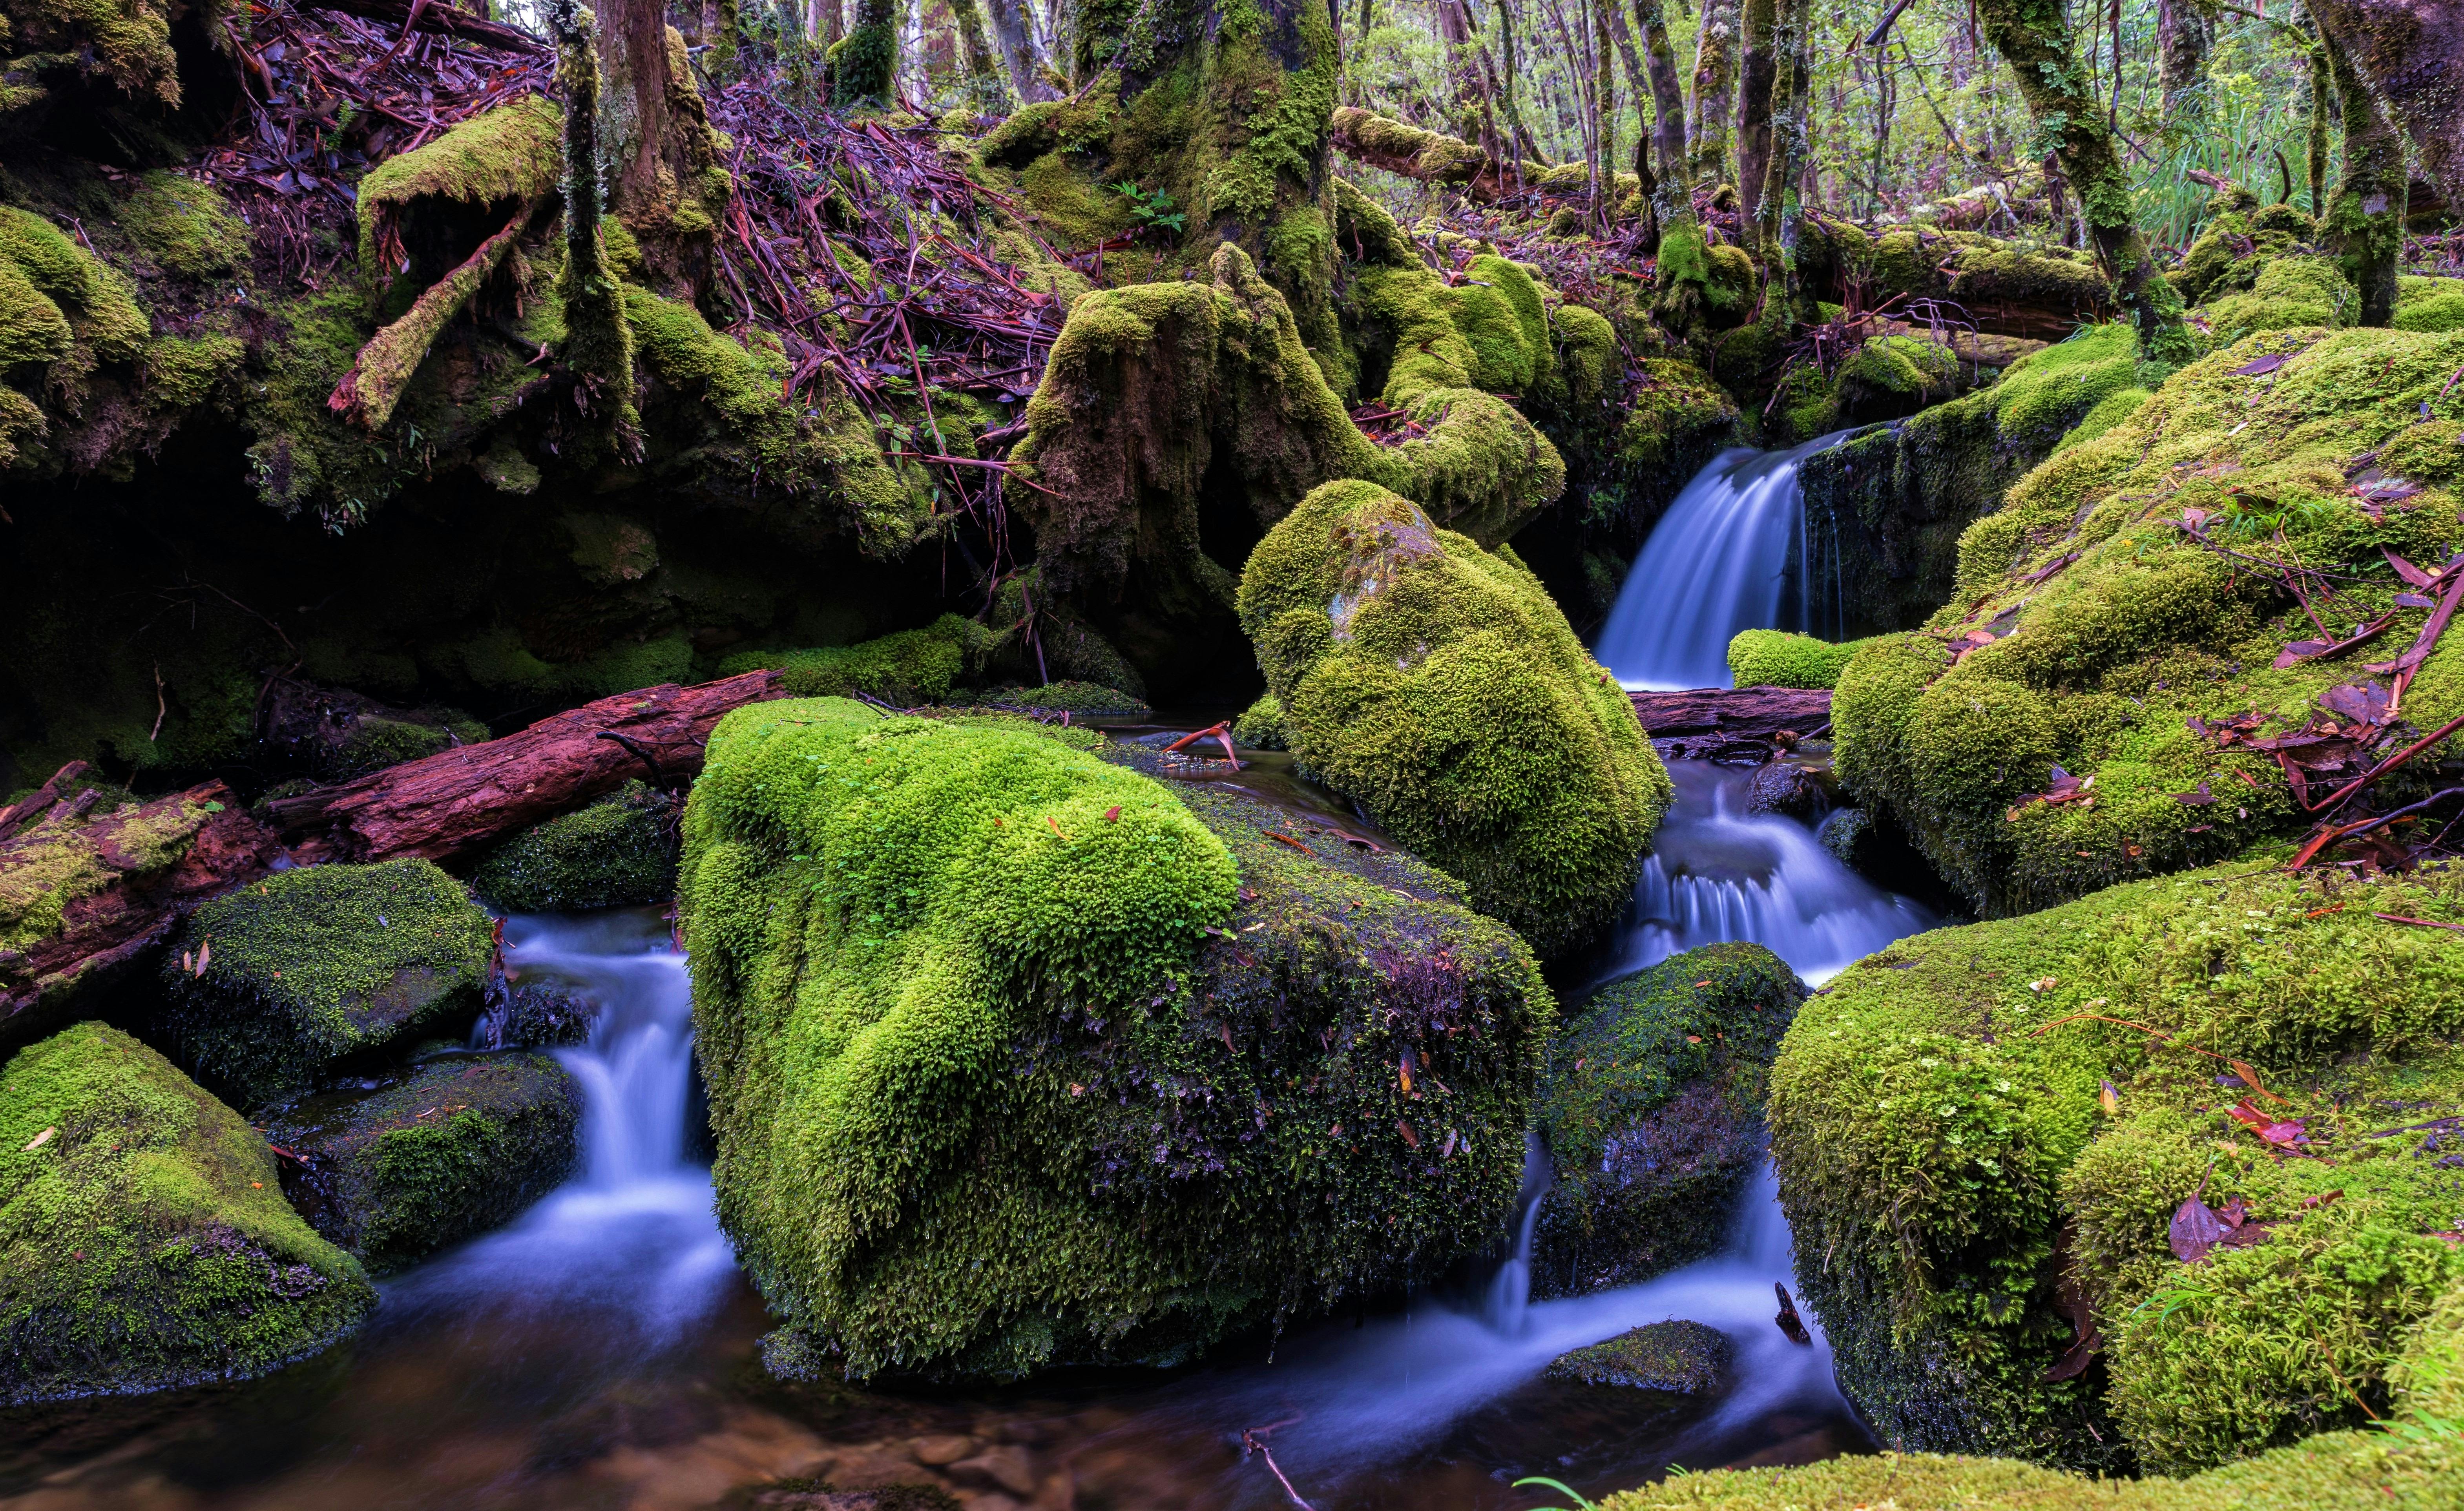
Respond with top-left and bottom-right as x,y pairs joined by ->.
1769,862 -> 2464,1476
1237,478 -> 1670,956
471,781 -> 679,913
264,1051 -> 582,1273
681,698 -> 1551,1381
159,859 -> 494,1109
1832,326 -> 2464,918
0,1023 -> 375,1404
1532,944 -> 1802,1298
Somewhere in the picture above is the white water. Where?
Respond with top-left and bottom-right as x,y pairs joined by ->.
385,910 -> 734,1343
1596,434 -> 1845,690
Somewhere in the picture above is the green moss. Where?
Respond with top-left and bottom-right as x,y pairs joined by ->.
158,860 -> 495,1109
0,255 -> 71,369
717,614 -> 988,704
0,789 -> 225,962
2172,200 -> 2314,307
0,0 -> 180,109
2393,276 -> 2464,335
965,682 -> 1150,716
1586,359 -> 1744,535
0,1023 -> 374,1405
1230,693 -> 1286,750
472,781 -> 679,912
1534,943 -> 1803,1296
1727,629 -> 1883,690
1237,478 -> 1670,956
2199,254 -> 2356,348
683,698 -> 1551,1379
121,172 -> 251,279
1765,860 -> 2464,1473
1544,1319 -> 1734,1393
354,95 -> 564,267
264,1051 -> 582,1273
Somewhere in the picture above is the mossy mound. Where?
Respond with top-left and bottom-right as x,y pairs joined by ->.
0,1023 -> 375,1405
717,615 -> 989,706
159,860 -> 495,1109
2393,275 -> 2464,335
1230,693 -> 1287,750
1768,861 -> 2464,1475
1832,325 -> 2464,917
265,1051 -> 582,1273
2170,198 -> 2315,308
1581,359 -> 1745,555
2198,254 -> 2356,347
1544,1319 -> 1734,1394
1237,478 -> 1669,956
967,681 -> 1150,717
1727,630 -> 1881,691
1532,944 -> 1802,1298
471,781 -> 679,913
682,698 -> 1551,1381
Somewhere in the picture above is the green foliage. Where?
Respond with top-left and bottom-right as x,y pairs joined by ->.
265,1051 -> 582,1273
158,860 -> 495,1109
1533,943 -> 1803,1296
717,614 -> 990,704
1110,181 -> 1186,237
1238,478 -> 1670,956
0,1023 -> 374,1405
1727,629 -> 1881,690
471,781 -> 679,912
966,681 -> 1150,716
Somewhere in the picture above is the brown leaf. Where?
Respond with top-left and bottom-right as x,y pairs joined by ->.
2228,1059 -> 2289,1106
21,1126 -> 55,1152
2231,353 -> 2291,376
2318,681 -> 2392,728
2174,781 -> 2217,806
1395,1119 -> 1419,1148
2301,1189 -> 2343,1210
2171,1193 -> 2233,1263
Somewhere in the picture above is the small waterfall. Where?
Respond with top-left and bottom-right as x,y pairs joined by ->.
1481,1130 -> 1555,1334
1596,434 -> 1847,690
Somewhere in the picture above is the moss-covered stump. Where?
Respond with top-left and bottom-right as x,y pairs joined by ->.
0,1023 -> 375,1405
1832,325 -> 2464,918
681,697 -> 1550,1381
1237,478 -> 1669,956
716,615 -> 990,706
1532,945 -> 1803,1299
1544,1319 -> 1735,1393
159,860 -> 495,1109
472,781 -> 679,912
1769,862 -> 2464,1476
1727,630 -> 1880,691
265,1051 -> 582,1273
1798,323 -> 2150,640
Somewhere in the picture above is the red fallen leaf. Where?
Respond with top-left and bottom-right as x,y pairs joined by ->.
2174,781 -> 2217,805
2229,1059 -> 2289,1106
1219,1024 -> 1236,1053
2318,681 -> 2392,727
2301,1189 -> 2343,1209
2383,547 -> 2437,588
1396,1119 -> 1419,1148
1266,832 -> 1312,853
1102,805 -> 1121,823
2231,353 -> 2291,376
2217,1195 -> 2251,1229
2171,1192 -> 2233,1263
2019,551 -> 2081,585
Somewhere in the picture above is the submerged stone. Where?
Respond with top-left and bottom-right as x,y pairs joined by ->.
1532,943 -> 1803,1298
158,859 -> 494,1109
0,1023 -> 374,1405
1544,1319 -> 1734,1394
264,1050 -> 581,1274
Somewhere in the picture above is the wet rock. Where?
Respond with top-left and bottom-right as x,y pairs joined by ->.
157,858 -> 494,1110
471,780 -> 679,913
1544,1319 -> 1734,1393
263,1050 -> 581,1273
1531,943 -> 1803,1299
1744,763 -> 1825,820
909,1435 -> 976,1467
0,1022 -> 374,1405
947,1444 -> 1037,1497
503,978 -> 601,1047
731,1479 -> 962,1511
1814,805 -> 1873,868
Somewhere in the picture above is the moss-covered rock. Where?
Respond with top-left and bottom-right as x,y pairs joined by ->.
471,781 -> 679,913
1767,861 -> 2464,1475
0,1023 -> 374,1404
158,860 -> 495,1109
265,1051 -> 582,1273
717,614 -> 989,706
2392,274 -> 2464,335
1727,630 -> 1882,690
1230,692 -> 1287,750
1833,325 -> 2464,917
1544,1319 -> 1735,1393
965,681 -> 1150,717
681,697 -> 1551,1381
1532,945 -> 1802,1298
1238,478 -> 1669,956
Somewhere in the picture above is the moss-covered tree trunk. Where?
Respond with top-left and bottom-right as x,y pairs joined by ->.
1635,0 -> 1711,332
549,0 -> 640,449
595,0 -> 727,297
1750,0 -> 1809,332
2155,0 -> 2211,144
829,0 -> 899,100
1734,0 -> 1776,226
2305,25 -> 2330,212
1975,0 -> 2194,363
981,0 -> 1057,102
1688,0 -> 1739,188
950,0 -> 1010,107
2315,19 -> 2405,325
2300,0 -> 2464,217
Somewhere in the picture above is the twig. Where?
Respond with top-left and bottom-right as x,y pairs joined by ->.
1239,1420 -> 1316,1511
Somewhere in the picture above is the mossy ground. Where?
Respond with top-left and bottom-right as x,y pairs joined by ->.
266,1051 -> 582,1273
1238,478 -> 1669,956
158,860 -> 495,1110
1768,861 -> 2464,1474
1728,630 -> 1883,690
1832,325 -> 2464,917
1533,944 -> 1802,1297
682,697 -> 1550,1380
472,781 -> 680,913
0,1023 -> 374,1404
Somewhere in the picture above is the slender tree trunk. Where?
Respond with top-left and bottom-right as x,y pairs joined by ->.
1974,0 -> 2195,362
1734,0 -> 1776,224
547,0 -> 639,448
829,0 -> 899,102
2155,0 -> 2210,145
810,0 -> 845,45
1687,0 -> 1738,187
2300,0 -> 2464,217
2316,24 -> 2404,325
2305,31 -> 2329,212
950,0 -> 1010,106
980,0 -> 1056,101
1751,0 -> 1809,330
1635,0 -> 1709,332
1601,0 -> 1648,172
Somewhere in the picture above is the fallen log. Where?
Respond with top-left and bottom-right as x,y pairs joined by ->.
0,671 -> 784,1049
1329,107 -> 1602,205
1630,687 -> 1832,741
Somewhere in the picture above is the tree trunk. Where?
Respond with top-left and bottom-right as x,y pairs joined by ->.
2300,0 -> 2464,217
548,0 -> 640,449
1635,0 -> 1709,333
1975,0 -> 2194,363
809,0 -> 844,45
1592,0 -> 1619,232
2314,13 -> 2405,324
1751,0 -> 1809,329
829,0 -> 899,102
1688,0 -> 1739,187
593,0 -> 727,297
1734,0 -> 1776,225
981,0 -> 1057,102
950,0 -> 1011,107
2155,0 -> 2210,144
2305,25 -> 2329,212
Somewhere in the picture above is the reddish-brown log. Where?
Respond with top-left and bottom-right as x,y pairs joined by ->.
1630,686 -> 1832,740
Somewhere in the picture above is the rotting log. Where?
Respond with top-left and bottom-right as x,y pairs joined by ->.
296,0 -> 550,53
1631,687 -> 1831,739
0,672 -> 784,1047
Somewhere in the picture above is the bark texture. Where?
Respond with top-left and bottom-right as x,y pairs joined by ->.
1734,0 -> 1778,226
981,0 -> 1057,102
1688,0 -> 1740,187
2315,14 -> 2406,324
2301,0 -> 2464,217
595,0 -> 728,295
